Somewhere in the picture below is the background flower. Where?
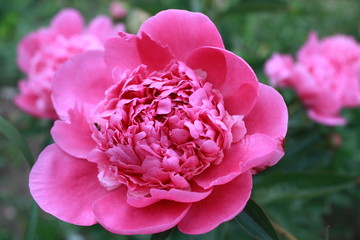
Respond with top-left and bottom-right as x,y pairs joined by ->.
15,8 -> 124,119
29,9 -> 287,235
265,32 -> 360,126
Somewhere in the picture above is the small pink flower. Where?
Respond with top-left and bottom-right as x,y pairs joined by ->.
110,1 -> 127,19
15,8 -> 125,119
265,32 -> 360,126
29,10 -> 288,235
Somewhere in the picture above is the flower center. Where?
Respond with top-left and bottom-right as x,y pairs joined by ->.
91,61 -> 241,191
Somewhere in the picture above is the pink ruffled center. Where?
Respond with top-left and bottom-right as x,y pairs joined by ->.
91,61 -> 245,192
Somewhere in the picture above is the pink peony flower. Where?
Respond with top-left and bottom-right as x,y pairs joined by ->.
15,8 -> 125,119
265,32 -> 360,126
29,10 -> 288,235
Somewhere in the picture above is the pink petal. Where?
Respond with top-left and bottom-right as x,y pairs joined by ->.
104,34 -> 141,71
137,32 -> 174,71
51,108 -> 96,159
14,80 -> 58,119
29,144 -> 106,225
244,83 -> 288,139
50,9 -> 84,37
264,53 -> 294,87
194,133 -> 282,189
93,187 -> 191,235
308,109 -> 347,126
86,15 -> 113,42
52,50 -> 112,120
187,46 -> 259,115
139,9 -> 224,61
17,33 -> 41,73
178,171 -> 252,234
157,98 -> 172,114
127,186 -> 212,208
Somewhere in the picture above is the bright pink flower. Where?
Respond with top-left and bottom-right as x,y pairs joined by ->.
15,8 -> 125,119
29,10 -> 288,235
265,32 -> 360,126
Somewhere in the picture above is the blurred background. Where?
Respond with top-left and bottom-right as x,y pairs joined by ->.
0,0 -> 359,239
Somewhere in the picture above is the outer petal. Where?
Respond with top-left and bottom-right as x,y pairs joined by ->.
29,144 -> 107,225
50,8 -> 84,37
194,133 -> 281,189
51,107 -> 96,159
244,83 -> 288,138
104,34 -> 141,71
187,46 -> 259,115
52,50 -> 112,120
93,187 -> 191,235
139,9 -> 224,61
178,171 -> 252,234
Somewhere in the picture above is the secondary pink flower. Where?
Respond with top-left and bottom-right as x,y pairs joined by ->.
265,32 -> 360,126
29,10 -> 288,235
15,8 -> 124,119
110,1 -> 127,19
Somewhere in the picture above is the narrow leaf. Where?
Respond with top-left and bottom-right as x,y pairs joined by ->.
235,198 -> 279,240
254,171 -> 359,204
0,116 -> 34,166
25,202 -> 39,240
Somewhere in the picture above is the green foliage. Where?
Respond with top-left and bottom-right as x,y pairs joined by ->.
0,116 -> 34,166
235,199 -> 279,240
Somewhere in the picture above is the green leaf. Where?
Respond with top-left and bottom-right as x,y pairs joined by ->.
235,199 -> 279,240
150,227 -> 175,240
325,225 -> 330,240
254,171 -> 359,204
0,116 -> 34,167
25,202 -> 39,240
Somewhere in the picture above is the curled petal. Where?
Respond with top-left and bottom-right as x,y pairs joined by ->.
195,133 -> 282,189
51,107 -> 96,159
137,32 -> 174,71
127,185 -> 212,208
187,46 -> 259,115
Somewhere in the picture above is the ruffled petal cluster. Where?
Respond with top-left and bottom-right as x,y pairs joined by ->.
15,8 -> 124,119
265,32 -> 360,125
30,10 -> 288,235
